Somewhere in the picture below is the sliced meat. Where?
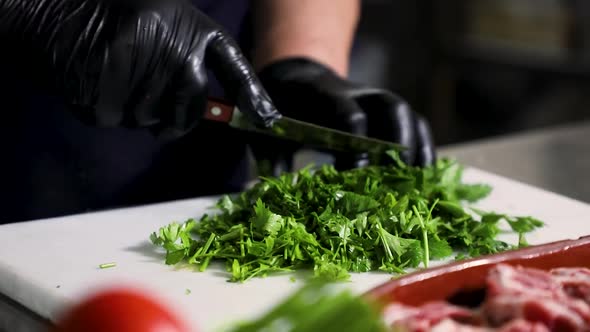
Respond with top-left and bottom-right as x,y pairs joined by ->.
383,301 -> 482,332
430,318 -> 492,332
551,268 -> 590,305
484,264 -> 590,331
381,265 -> 590,332
498,319 -> 550,332
483,294 -> 588,332
486,264 -> 562,298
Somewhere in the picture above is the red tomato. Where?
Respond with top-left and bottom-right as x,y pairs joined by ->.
52,288 -> 191,332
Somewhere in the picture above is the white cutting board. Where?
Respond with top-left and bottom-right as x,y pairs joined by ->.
0,168 -> 589,332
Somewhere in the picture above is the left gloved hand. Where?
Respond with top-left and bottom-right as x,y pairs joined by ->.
0,0 -> 280,139
250,57 -> 436,176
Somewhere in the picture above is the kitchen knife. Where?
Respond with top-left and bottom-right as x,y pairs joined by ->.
204,99 -> 405,155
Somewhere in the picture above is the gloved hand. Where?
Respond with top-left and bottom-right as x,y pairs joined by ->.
0,0 -> 280,138
251,57 -> 435,176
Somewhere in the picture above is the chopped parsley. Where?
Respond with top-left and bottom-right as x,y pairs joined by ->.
150,152 -> 543,282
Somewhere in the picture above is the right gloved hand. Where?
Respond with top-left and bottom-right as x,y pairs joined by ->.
250,58 -> 435,177
0,0 -> 280,138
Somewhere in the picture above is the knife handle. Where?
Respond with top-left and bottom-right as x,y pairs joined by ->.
204,98 -> 235,123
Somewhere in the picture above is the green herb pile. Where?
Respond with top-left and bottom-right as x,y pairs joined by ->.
150,151 -> 543,282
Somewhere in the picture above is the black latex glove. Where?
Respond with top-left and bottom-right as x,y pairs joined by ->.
0,0 -> 280,138
251,57 -> 435,176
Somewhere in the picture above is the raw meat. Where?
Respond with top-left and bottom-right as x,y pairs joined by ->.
383,301 -> 482,331
497,319 -> 549,332
551,268 -> 590,305
485,264 -> 562,298
383,265 -> 590,332
483,294 -> 588,331
430,319 -> 491,332
484,265 -> 590,331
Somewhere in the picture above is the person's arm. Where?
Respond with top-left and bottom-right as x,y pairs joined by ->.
252,0 -> 360,77
249,0 -> 436,173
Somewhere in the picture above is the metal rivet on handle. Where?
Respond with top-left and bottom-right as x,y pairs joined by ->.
211,107 -> 222,117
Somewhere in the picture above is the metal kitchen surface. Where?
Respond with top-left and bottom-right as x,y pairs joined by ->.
439,121 -> 590,203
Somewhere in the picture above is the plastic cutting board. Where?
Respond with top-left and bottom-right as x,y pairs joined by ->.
0,168 -> 589,331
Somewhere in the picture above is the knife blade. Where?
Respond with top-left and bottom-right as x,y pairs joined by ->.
204,99 -> 405,155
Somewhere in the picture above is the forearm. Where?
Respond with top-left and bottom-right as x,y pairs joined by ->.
252,0 -> 360,77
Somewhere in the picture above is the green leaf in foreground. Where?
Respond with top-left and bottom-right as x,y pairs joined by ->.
150,152 -> 544,282
225,281 -> 386,332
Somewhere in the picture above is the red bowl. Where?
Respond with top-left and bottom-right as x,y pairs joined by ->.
365,236 -> 590,307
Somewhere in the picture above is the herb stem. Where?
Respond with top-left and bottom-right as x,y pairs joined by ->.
99,262 -> 116,269
412,206 -> 429,268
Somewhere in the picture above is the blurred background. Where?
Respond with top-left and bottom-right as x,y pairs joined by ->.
350,0 -> 590,146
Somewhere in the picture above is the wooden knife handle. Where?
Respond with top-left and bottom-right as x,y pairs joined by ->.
204,98 -> 235,123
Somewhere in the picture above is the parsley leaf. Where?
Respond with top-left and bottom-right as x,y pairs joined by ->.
226,281 -> 387,332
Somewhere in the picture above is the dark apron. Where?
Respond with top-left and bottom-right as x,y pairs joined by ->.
0,0 -> 252,223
